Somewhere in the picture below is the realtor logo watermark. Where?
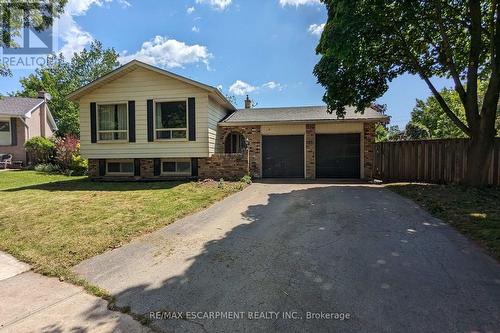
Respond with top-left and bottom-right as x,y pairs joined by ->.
1,0 -> 58,69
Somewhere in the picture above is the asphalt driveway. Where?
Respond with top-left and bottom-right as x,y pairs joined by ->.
74,182 -> 500,333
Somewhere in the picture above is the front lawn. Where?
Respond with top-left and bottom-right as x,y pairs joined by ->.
387,183 -> 500,260
0,171 -> 244,291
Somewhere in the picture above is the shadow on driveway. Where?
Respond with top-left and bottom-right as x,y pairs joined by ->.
75,184 -> 500,333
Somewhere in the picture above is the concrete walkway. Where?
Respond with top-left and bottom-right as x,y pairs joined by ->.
0,252 -> 150,332
74,182 -> 500,333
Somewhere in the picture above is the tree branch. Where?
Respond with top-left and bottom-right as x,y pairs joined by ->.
421,75 -> 472,136
466,0 -> 481,129
481,0 -> 500,124
433,1 -> 468,107
398,30 -> 472,136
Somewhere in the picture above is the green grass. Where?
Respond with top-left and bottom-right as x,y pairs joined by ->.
0,171 -> 245,293
387,183 -> 500,260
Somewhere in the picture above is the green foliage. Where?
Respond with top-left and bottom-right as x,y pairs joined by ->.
375,124 -> 388,142
34,163 -> 61,173
69,154 -> 88,176
410,83 -> 500,139
240,175 -> 252,184
404,122 -> 431,140
24,136 -> 55,164
0,0 -> 67,76
314,1 -> 497,136
15,41 -> 119,136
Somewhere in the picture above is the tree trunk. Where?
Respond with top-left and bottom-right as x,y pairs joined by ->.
465,125 -> 496,186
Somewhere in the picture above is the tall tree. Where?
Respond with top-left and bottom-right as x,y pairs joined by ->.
315,0 -> 500,185
0,0 -> 67,76
16,41 -> 119,136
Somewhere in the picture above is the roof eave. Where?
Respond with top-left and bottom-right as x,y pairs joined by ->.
220,117 -> 390,126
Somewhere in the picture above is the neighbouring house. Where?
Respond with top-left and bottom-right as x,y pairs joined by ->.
68,60 -> 389,180
0,92 -> 57,166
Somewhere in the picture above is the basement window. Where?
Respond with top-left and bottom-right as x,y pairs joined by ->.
161,159 -> 191,175
106,160 -> 134,175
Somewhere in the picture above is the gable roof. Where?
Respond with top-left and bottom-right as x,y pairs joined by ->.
67,60 -> 236,111
0,97 -> 44,117
0,96 -> 57,130
220,105 -> 389,125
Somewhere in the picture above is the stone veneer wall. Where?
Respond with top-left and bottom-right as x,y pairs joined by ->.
140,159 -> 154,178
87,122 -> 377,181
88,159 -> 99,177
363,122 -> 376,179
305,124 -> 316,180
215,125 -> 262,178
198,154 -> 248,180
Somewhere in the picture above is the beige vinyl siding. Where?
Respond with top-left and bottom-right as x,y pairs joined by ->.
207,96 -> 229,155
78,67 -> 212,159
261,124 -> 306,135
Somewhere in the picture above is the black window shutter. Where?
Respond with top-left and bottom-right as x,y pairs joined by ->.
134,158 -> 141,176
128,101 -> 136,143
147,99 -> 154,142
10,118 -> 17,146
90,102 -> 97,143
191,158 -> 198,177
188,97 -> 196,141
98,159 -> 106,176
153,158 -> 161,176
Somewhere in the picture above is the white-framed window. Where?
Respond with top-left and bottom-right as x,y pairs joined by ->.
106,160 -> 134,175
161,159 -> 191,175
0,119 -> 11,146
97,103 -> 128,141
155,100 -> 188,140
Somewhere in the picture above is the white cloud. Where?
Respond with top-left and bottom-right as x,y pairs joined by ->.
187,6 -> 195,14
118,36 -> 212,69
196,0 -> 232,10
57,0 -> 129,59
308,23 -> 325,36
229,80 -> 256,96
262,81 -> 284,91
192,26 -> 200,33
279,0 -> 321,6
117,0 -> 131,8
217,84 -> 223,91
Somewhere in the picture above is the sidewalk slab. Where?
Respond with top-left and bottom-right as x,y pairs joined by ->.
0,252 -> 30,281
0,271 -> 150,332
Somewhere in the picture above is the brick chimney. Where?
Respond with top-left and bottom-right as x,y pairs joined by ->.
244,95 -> 252,109
37,91 -> 51,137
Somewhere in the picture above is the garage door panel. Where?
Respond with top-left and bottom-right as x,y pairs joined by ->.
316,134 -> 360,178
262,135 -> 304,178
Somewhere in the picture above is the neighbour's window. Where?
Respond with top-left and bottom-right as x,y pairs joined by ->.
106,161 -> 134,175
98,103 -> 128,141
161,160 -> 191,175
155,101 -> 187,140
224,132 -> 246,153
0,120 -> 11,146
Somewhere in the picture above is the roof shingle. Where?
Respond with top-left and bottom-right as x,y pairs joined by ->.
0,97 -> 44,117
221,105 -> 389,124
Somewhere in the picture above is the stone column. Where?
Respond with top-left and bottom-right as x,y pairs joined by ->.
363,122 -> 376,179
305,124 -> 316,179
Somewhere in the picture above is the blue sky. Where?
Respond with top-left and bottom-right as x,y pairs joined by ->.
0,0 -> 452,127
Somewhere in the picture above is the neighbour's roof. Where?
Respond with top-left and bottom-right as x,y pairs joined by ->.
0,97 -> 44,117
221,105 -> 389,124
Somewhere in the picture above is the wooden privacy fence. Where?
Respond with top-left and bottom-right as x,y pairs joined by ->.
374,138 -> 500,185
